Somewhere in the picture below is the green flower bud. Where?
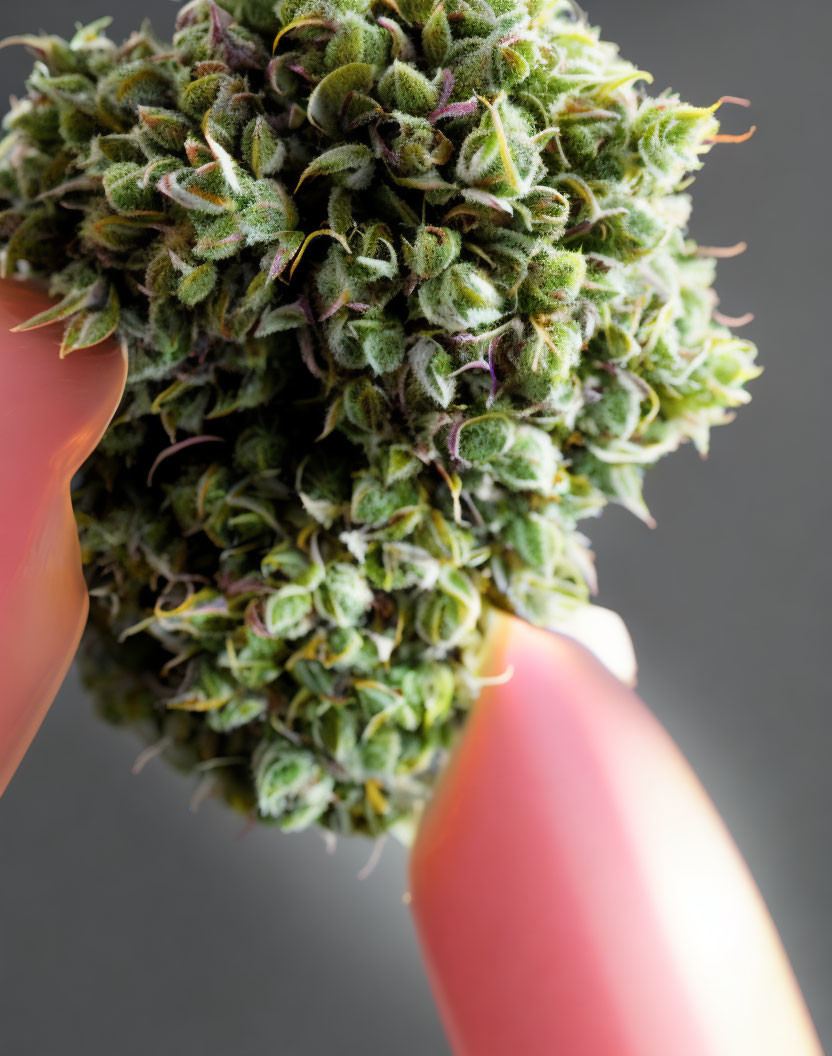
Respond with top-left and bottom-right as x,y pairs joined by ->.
239,180 -> 294,244
320,627 -> 366,670
388,114 -> 453,180
100,59 -> 175,114
5,4 -> 758,837
192,213 -> 243,260
576,454 -> 654,525
253,742 -> 335,831
324,13 -> 388,71
582,198 -> 666,262
519,248 -> 587,311
234,424 -> 286,473
636,101 -> 720,187
315,705 -> 358,764
102,162 -> 157,213
418,263 -> 504,332
232,633 -> 285,689
207,694 -> 269,732
314,562 -> 373,627
378,60 -> 438,117
421,4 -> 451,67
705,338 -> 761,401
408,225 -> 461,279
397,0 -> 434,22
509,567 -> 588,627
179,73 -> 223,119
515,318 -> 583,403
365,540 -> 438,590
264,586 -> 315,638
402,662 -> 456,727
456,413 -> 515,465
351,474 -> 420,525
359,728 -> 401,777
241,115 -> 286,178
307,62 -> 375,137
329,314 -> 405,374
262,543 -> 317,582
177,261 -> 218,306
343,377 -> 388,431
409,337 -> 456,407
507,512 -> 564,576
416,567 -> 482,652
382,445 -> 422,484
456,98 -> 542,199
579,369 -> 645,442
137,106 -> 191,151
491,425 -> 560,492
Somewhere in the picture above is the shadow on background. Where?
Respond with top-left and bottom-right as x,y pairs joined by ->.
1,1 -> 829,1053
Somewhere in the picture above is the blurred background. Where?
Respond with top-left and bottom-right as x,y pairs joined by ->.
1,0 -> 829,1052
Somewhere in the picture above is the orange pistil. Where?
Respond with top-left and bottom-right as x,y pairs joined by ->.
713,310 -> 755,327
695,241 -> 748,258
717,95 -> 751,108
706,125 -> 757,144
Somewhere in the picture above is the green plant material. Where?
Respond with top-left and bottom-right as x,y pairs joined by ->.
0,0 -> 759,836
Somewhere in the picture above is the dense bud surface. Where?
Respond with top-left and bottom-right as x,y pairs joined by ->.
0,0 -> 758,835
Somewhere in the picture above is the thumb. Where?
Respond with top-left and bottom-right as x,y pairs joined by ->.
0,279 -> 126,797
409,612 -> 821,1056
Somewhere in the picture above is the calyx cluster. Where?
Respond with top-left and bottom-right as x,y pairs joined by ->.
0,0 -> 758,834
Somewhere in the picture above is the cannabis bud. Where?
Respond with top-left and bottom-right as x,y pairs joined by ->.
0,0 -> 758,836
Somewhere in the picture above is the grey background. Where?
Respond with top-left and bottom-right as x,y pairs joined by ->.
0,0 -> 829,1052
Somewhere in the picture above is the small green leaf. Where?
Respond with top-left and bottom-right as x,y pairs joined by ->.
177,262 -> 218,307
10,283 -> 96,332
255,300 -> 306,337
296,143 -> 374,191
241,115 -> 286,178
343,377 -> 387,431
378,61 -> 438,117
457,413 -> 515,464
265,586 -> 314,638
409,337 -> 455,407
421,6 -> 451,67
137,105 -> 191,151
59,284 -> 119,356
102,161 -> 157,213
238,181 -> 292,244
307,62 -> 375,136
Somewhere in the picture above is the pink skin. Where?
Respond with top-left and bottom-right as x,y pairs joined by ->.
0,280 -> 126,796
0,283 -> 820,1052
410,615 -> 822,1055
